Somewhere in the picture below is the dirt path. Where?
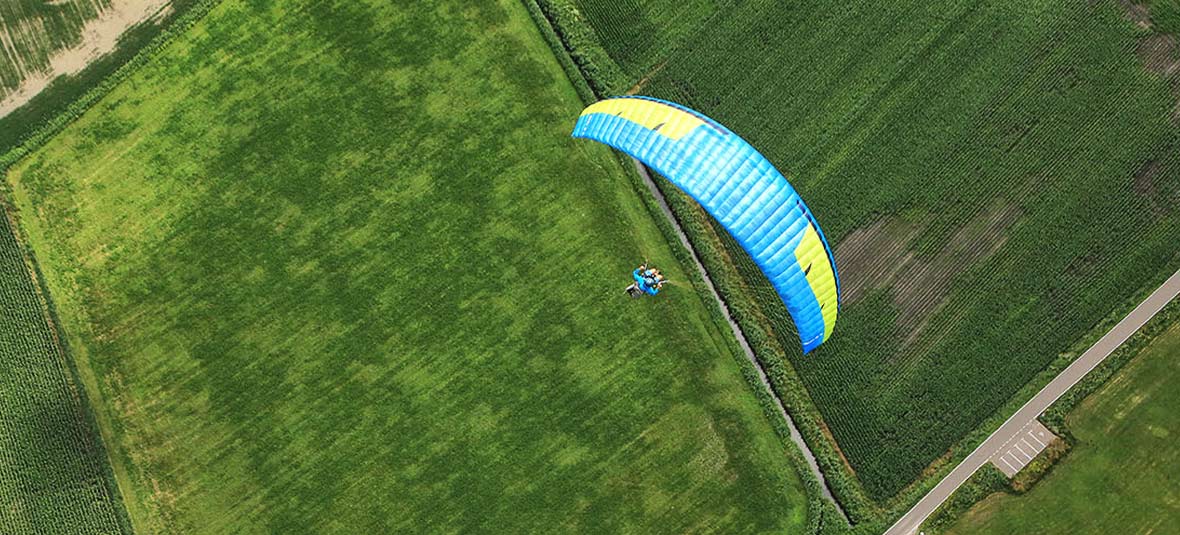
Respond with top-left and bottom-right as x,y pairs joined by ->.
630,159 -> 849,523
0,0 -> 170,118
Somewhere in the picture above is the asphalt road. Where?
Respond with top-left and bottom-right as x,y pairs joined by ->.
884,268 -> 1180,535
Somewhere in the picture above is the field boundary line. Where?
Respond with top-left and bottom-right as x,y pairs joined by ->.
0,0 -> 224,173
0,204 -> 135,534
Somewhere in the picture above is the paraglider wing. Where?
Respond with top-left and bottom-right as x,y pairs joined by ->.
572,96 -> 840,353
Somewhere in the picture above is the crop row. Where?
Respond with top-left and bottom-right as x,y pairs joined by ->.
0,210 -> 131,534
644,0 -> 1180,498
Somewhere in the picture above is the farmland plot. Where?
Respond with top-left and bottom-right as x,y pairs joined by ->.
0,0 -> 112,94
571,0 -> 730,78
0,211 -> 130,534
946,320 -> 1180,534
3,0 -> 815,532
563,0 -> 1180,499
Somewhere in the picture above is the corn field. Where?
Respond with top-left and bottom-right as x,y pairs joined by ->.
0,211 -> 130,534
566,0 -> 1180,499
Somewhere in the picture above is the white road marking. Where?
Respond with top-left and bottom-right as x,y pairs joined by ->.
1001,456 -> 1017,472
992,422 -> 1054,476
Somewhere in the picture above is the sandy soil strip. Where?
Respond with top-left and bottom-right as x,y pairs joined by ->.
0,0 -> 171,118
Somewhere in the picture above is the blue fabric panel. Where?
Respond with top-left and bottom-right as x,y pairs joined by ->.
573,97 -> 840,353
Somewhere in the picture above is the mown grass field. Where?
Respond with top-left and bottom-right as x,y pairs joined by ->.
4,0 -> 816,532
562,0 -> 1180,499
946,321 -> 1180,534
0,211 -> 130,534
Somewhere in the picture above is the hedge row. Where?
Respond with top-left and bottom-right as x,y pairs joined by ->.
0,205 -> 134,535
521,0 -> 596,104
1008,438 -> 1070,494
919,318 -> 1174,535
630,162 -> 837,534
526,0 -> 1180,530
0,0 -> 210,154
912,280 -> 1180,533
910,13 -> 1180,527
1042,297 -> 1180,434
920,464 -> 1009,534
0,0 -> 225,529
653,177 -> 876,523
521,3 -> 844,531
530,0 -> 630,97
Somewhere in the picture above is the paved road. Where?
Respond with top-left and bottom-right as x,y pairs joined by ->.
630,160 -> 848,522
885,268 -> 1180,535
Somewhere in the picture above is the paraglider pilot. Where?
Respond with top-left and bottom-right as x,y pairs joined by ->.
625,262 -> 667,298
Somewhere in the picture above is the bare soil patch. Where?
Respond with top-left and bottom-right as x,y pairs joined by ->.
1138,34 -> 1180,124
833,217 -> 924,306
835,203 -> 1019,350
817,418 -> 856,474
1120,1 -> 1180,124
1117,0 -> 1154,30
626,60 -> 667,95
1137,33 -> 1180,78
1131,159 -> 1177,218
0,0 -> 171,118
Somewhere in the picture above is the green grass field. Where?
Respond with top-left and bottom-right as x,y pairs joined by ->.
0,210 -> 130,534
3,0 -> 817,532
946,321 -> 1180,534
557,0 -> 1180,499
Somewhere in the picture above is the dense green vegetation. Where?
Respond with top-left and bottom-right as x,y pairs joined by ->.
922,297 -> 1180,533
0,1 -> 208,532
572,0 -> 726,78
921,465 -> 1009,535
945,320 -> 1180,534
3,0 -> 819,531
0,210 -> 130,534
1149,0 -> 1180,34
545,0 -> 1180,499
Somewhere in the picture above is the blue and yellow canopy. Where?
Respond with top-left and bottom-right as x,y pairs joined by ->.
573,96 -> 840,353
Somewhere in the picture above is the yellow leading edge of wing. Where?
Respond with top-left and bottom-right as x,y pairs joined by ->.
580,98 -> 705,140
795,224 -> 838,340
